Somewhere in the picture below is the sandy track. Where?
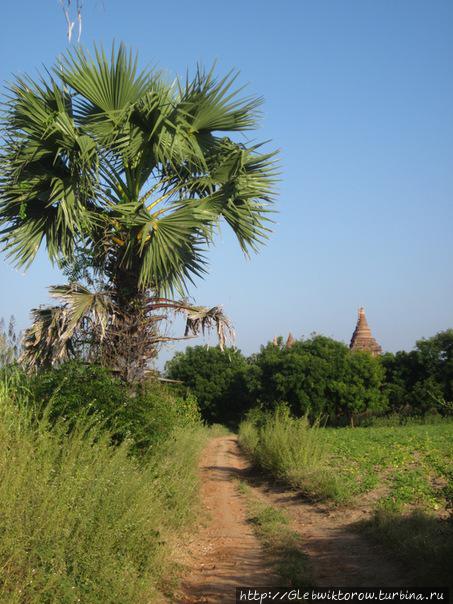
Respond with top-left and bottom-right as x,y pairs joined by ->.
176,436 -> 277,603
176,436 -> 413,602
246,480 -> 415,587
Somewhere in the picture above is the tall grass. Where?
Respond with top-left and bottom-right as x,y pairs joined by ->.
363,509 -> 453,586
0,374 -> 206,603
239,407 -> 339,500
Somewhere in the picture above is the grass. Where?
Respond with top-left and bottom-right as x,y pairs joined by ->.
237,481 -> 312,588
239,407 -> 338,500
239,409 -> 453,587
207,423 -> 232,437
0,374 -> 207,603
362,510 -> 453,586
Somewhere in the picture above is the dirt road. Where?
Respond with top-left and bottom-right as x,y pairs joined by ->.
176,435 -> 277,603
177,436 -> 413,603
246,475 -> 415,587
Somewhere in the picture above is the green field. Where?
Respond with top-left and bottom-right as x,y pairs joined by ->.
239,412 -> 453,585
240,411 -> 453,511
324,423 -> 453,511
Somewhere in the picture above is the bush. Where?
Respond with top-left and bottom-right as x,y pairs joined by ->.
165,346 -> 252,424
0,373 -> 206,603
29,361 -> 201,453
239,406 -> 340,500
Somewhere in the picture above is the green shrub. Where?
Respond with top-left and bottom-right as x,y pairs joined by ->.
0,375 -> 206,603
29,361 -> 201,453
165,345 -> 252,424
239,406 -> 339,500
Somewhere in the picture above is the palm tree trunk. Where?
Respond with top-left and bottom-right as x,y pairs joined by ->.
104,260 -> 156,383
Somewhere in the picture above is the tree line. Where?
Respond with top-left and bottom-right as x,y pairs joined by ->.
166,330 -> 453,425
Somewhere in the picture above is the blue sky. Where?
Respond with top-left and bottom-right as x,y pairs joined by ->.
1,0 -> 452,366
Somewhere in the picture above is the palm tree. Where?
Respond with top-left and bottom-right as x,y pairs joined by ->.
0,45 -> 277,381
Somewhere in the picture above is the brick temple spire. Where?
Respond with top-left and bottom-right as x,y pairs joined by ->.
349,307 -> 382,356
286,332 -> 295,349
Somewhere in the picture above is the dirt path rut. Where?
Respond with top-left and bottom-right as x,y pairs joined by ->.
246,479 -> 414,587
176,436 -> 277,602
177,435 -> 413,602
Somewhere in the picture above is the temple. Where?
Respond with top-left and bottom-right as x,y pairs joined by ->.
349,307 -> 382,356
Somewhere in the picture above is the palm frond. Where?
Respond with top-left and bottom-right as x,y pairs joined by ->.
0,74 -> 99,267
176,65 -> 262,132
20,283 -> 115,370
59,43 -> 152,127
2,45 -> 278,364
20,305 -> 75,370
183,305 -> 235,351
49,283 -> 114,339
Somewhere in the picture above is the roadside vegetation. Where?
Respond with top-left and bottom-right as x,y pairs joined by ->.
237,481 -> 312,588
363,510 -> 452,586
0,368 -> 207,603
239,407 -> 453,586
28,361 -> 201,455
239,406 -> 337,500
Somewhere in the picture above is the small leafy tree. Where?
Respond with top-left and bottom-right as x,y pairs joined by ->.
166,345 -> 252,423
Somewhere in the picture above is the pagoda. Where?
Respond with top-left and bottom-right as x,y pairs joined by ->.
349,307 -> 382,356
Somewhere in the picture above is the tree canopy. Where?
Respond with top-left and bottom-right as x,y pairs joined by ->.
0,45 -> 277,379
166,336 -> 388,425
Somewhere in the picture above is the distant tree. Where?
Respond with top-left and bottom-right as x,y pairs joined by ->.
166,346 -> 252,423
0,316 -> 21,368
247,335 -> 387,425
416,329 -> 453,404
382,329 -> 453,416
338,350 -> 387,426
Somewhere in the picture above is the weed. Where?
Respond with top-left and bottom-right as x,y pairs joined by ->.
0,376 -> 207,603
237,481 -> 312,588
239,407 -> 340,500
362,509 -> 453,586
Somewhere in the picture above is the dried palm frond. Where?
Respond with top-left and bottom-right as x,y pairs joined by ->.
20,305 -> 76,370
20,283 -> 116,371
20,283 -> 235,378
184,305 -> 235,351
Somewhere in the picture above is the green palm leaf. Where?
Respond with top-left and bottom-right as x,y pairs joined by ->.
1,43 -> 278,297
